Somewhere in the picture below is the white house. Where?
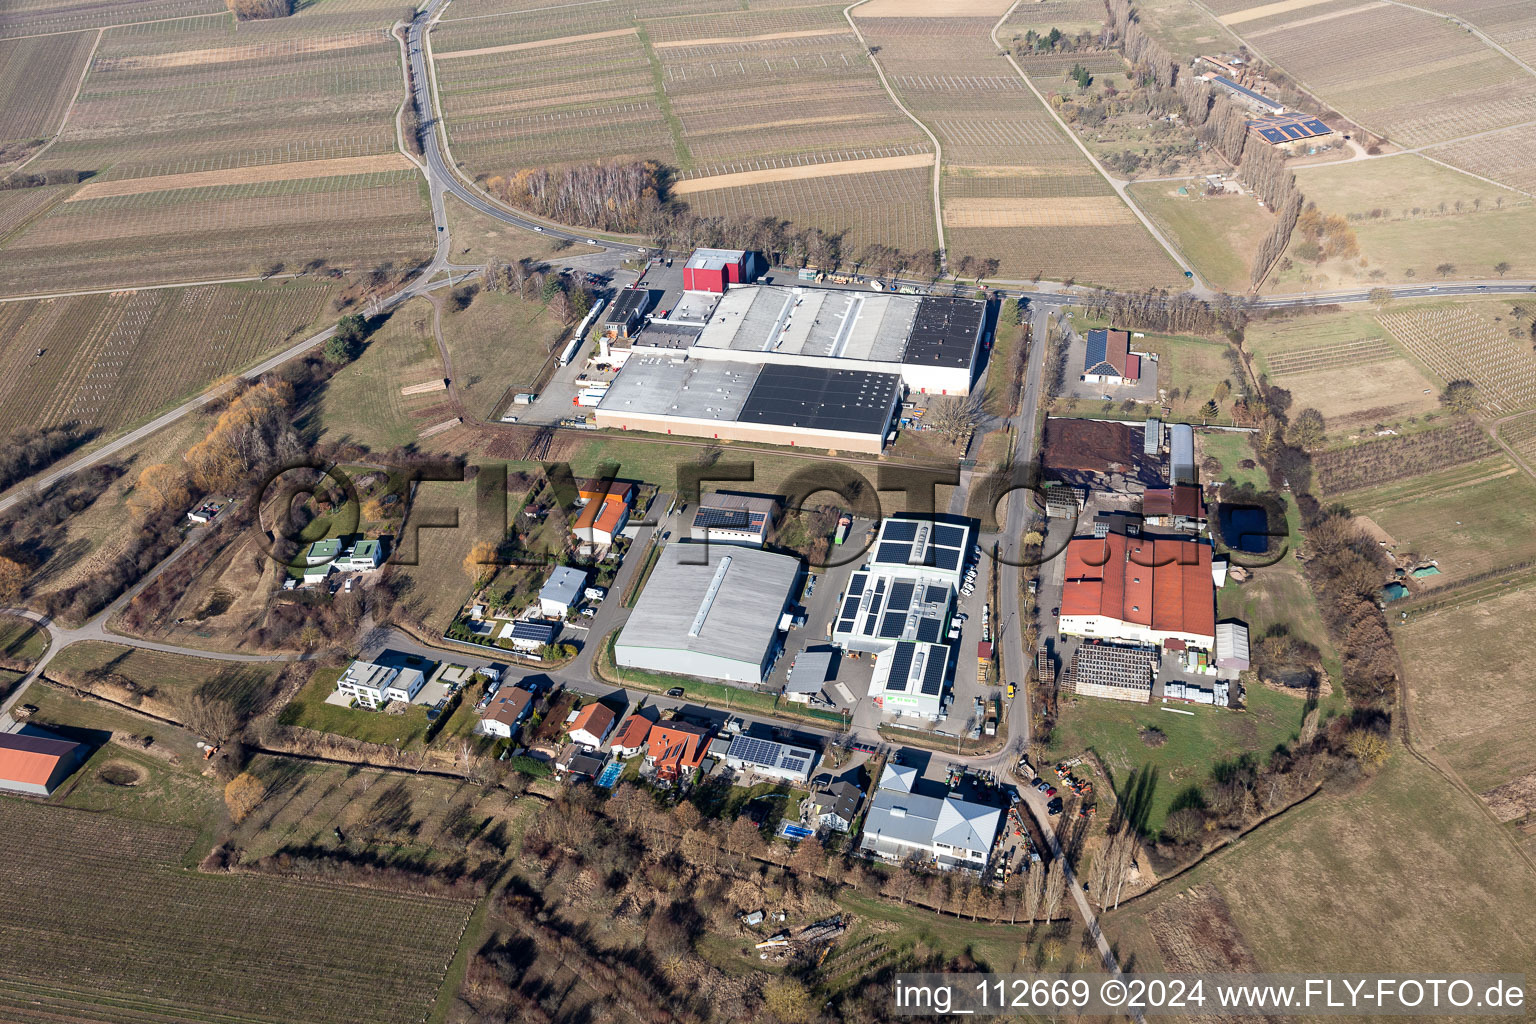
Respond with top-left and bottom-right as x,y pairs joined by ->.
335,659 -> 425,709
567,702 -> 617,749
540,566 -> 588,617
479,686 -> 535,738
335,539 -> 383,572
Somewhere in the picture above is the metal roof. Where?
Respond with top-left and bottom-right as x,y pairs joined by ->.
737,364 -> 900,435
540,565 -> 588,606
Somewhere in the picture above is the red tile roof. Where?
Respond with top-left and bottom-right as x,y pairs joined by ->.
1061,532 -> 1214,638
646,722 -> 710,779
612,715 -> 652,750
569,702 -> 615,742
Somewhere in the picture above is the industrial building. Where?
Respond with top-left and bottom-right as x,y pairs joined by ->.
682,248 -> 756,293
594,354 -> 902,454
604,287 -> 651,338
616,544 -> 801,682
1059,531 -> 1216,651
1169,422 -> 1197,486
869,639 -> 950,719
783,647 -> 835,704
689,492 -> 779,547
1215,620 -> 1251,670
0,731 -> 85,797
1081,328 -> 1141,386
724,734 -> 817,784
1143,484 -> 1206,532
859,763 -> 1000,873
1069,641 -> 1158,703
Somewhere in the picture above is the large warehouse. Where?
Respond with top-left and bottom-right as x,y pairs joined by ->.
616,543 -> 801,682
1059,532 -> 1216,651
593,353 -> 902,454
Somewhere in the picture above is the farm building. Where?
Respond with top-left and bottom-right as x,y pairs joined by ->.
616,544 -> 801,682
724,735 -> 818,784
1247,113 -> 1332,148
1144,418 -> 1163,454
568,703 -> 616,749
869,639 -> 950,720
689,492 -> 779,547
1215,621 -> 1250,670
1081,328 -> 1140,386
680,287 -> 986,396
1207,75 -> 1285,114
784,648 -> 835,704
478,686 -> 535,738
1059,532 -> 1216,651
1069,641 -> 1158,703
859,763 -> 1001,873
1169,423 -> 1197,486
540,566 -> 588,617
1142,485 -> 1206,531
0,731 -> 85,797
335,658 -> 425,710
594,355 -> 902,455
682,248 -> 756,293
1043,418 -> 1161,484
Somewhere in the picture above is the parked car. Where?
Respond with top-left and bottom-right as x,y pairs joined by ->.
666,687 -> 685,697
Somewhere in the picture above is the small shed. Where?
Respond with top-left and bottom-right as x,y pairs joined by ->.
1215,621 -> 1250,670
784,649 -> 834,704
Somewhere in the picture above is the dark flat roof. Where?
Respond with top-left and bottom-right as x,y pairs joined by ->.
738,365 -> 900,435
607,288 -> 652,321
902,297 -> 985,369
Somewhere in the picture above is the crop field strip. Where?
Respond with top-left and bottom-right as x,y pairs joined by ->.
852,13 -> 1181,286
1428,120 -> 1536,194
1230,2 -> 1536,147
0,182 -> 74,239
0,0 -> 222,39
0,172 -> 432,294
1264,336 -> 1398,375
0,799 -> 475,1024
0,282 -> 332,435
1379,306 -> 1536,414
0,30 -> 96,144
31,20 -> 402,182
999,0 -> 1110,34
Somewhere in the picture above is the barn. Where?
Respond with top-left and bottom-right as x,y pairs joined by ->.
0,731 -> 86,797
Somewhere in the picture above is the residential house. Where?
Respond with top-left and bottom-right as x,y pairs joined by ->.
335,539 -> 383,572
334,658 -> 425,709
809,780 -> 864,833
503,619 -> 558,652
1081,328 -> 1140,386
304,538 -> 341,566
478,686 -> 535,739
572,480 -> 635,549
645,721 -> 711,782
568,703 -> 616,749
540,566 -> 588,617
724,735 -> 817,784
610,715 -> 652,757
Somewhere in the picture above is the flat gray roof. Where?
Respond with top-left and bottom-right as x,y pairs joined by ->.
695,286 -> 918,363
619,543 -> 800,664
598,355 -> 757,420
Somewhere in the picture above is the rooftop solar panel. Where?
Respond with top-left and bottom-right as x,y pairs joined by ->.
933,548 -> 960,571
934,524 -> 966,548
841,596 -> 860,619
1281,125 -> 1305,140
920,651 -> 947,696
864,611 -> 881,634
883,520 -> 918,542
848,574 -> 866,597
925,585 -> 949,605
738,365 -> 900,435
1303,118 -> 1329,133
916,617 -> 942,643
902,297 -> 984,368
876,542 -> 911,564
874,577 -> 887,595
885,642 -> 914,691
880,612 -> 907,639
888,580 -> 915,610
694,507 -> 752,530
1260,128 -> 1286,143
781,757 -> 808,773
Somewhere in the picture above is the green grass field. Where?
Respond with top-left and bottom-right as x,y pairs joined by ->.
312,298 -> 444,451
1107,754 -> 1536,978
278,665 -> 433,747
46,641 -> 285,718
1128,184 -> 1274,292
0,613 -> 49,663
1048,685 -> 1309,836
440,287 -> 569,422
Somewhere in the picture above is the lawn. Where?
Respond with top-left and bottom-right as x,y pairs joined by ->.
1048,685 -> 1308,837
1128,183 -> 1274,292
0,613 -> 49,663
1395,584 -> 1536,798
0,798 -> 476,1024
277,665 -> 432,747
441,193 -> 603,266
311,297 -> 445,451
1217,566 -> 1345,708
440,286 -> 569,422
1107,754 -> 1536,979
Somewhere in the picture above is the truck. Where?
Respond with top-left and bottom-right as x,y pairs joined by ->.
834,514 -> 852,545
513,392 -> 537,405
573,391 -> 603,408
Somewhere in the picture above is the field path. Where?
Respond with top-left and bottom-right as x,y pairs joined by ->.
842,0 -> 946,266
671,153 -> 935,194
12,27 -> 102,174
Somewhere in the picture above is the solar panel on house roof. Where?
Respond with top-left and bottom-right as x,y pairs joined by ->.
916,617 -> 943,643
919,650 -> 947,696
733,736 -> 778,767
884,520 -> 918,542
876,542 -> 910,564
888,580 -> 915,609
880,612 -> 907,639
694,507 -> 752,530
885,642 -> 914,691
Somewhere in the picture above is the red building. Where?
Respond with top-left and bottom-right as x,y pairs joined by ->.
682,248 -> 749,293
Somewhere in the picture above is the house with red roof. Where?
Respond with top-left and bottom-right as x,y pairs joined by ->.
572,480 -> 634,549
611,715 -> 652,757
1081,328 -> 1141,386
645,721 -> 711,782
1058,532 -> 1215,651
567,702 -> 616,749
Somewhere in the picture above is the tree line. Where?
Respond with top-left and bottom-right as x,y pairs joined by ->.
1,169 -> 80,191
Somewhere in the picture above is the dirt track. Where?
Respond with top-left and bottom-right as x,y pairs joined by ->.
433,28 -> 636,60
671,153 -> 934,194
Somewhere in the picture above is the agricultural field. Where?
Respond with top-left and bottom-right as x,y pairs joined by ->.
1227,2 -> 1536,147
1244,309 -> 1441,435
1000,0 -> 1114,37
853,12 -> 1184,286
0,31 -> 96,147
46,640 -> 286,721
0,0 -> 222,38
1128,183 -> 1277,292
0,182 -> 74,238
312,297 -> 449,451
439,285 -> 570,423
1276,156 -> 1534,291
1309,418 -> 1497,494
1497,409 -> 1536,468
0,612 -> 49,664
0,280 -> 335,437
1109,755 -> 1536,983
1396,585 -> 1536,807
1378,302 -> 1536,414
1335,453 -> 1536,584
0,798 -> 476,1024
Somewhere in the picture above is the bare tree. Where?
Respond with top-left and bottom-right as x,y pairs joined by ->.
927,392 -> 985,445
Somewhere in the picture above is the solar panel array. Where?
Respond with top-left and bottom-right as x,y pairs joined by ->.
920,649 -> 947,696
870,517 -> 971,576
693,506 -> 753,530
885,642 -> 915,691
